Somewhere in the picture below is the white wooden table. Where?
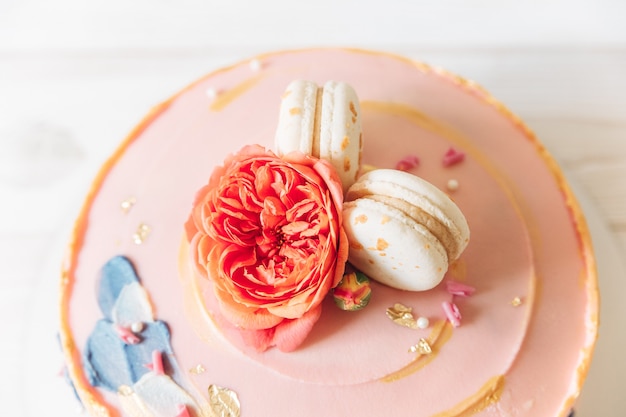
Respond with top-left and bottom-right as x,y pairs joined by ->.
1,1 -> 625,415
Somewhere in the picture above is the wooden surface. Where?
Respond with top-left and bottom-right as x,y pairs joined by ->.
1,1 -> 625,415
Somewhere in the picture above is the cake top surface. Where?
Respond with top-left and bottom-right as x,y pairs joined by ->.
59,48 -> 598,417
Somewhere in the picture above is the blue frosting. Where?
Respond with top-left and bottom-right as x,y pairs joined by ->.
84,255 -> 182,391
97,255 -> 141,321
84,320 -> 174,390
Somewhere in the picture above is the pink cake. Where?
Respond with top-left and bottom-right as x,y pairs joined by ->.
59,48 -> 598,417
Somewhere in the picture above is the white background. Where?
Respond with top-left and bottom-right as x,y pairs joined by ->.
1,1 -> 625,415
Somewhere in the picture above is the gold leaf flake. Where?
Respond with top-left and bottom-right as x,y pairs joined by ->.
132,223 -> 151,245
189,364 -> 206,375
208,384 -> 241,417
409,338 -> 433,355
386,303 -> 419,329
120,197 -> 136,214
511,297 -> 523,307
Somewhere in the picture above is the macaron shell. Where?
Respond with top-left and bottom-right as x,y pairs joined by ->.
347,169 -> 470,261
319,81 -> 363,193
343,198 -> 448,291
274,80 -> 318,156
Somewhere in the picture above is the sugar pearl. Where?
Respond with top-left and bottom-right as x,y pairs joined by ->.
206,87 -> 219,99
130,322 -> 144,333
447,179 -> 459,191
249,59 -> 262,72
416,317 -> 430,329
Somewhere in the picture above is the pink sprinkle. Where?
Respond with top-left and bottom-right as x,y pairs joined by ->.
176,405 -> 191,417
442,301 -> 462,327
442,147 -> 465,167
114,325 -> 141,345
395,155 -> 420,171
150,350 -> 165,375
446,280 -> 476,297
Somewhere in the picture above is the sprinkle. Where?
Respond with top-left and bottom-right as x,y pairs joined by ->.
409,338 -> 432,354
395,155 -> 420,171
442,147 -> 466,167
447,179 -> 459,191
114,325 -> 141,345
120,197 -> 136,213
442,301 -> 462,327
511,297 -> 523,307
416,317 -> 430,329
189,364 -> 206,375
176,405 -> 191,417
132,223 -> 151,244
446,280 -> 475,297
249,58 -> 262,72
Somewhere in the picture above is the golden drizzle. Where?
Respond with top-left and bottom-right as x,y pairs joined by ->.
380,320 -> 453,383
210,74 -> 265,112
431,375 -> 505,417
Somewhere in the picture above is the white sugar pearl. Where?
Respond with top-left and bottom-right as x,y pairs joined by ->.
249,58 -> 262,72
416,317 -> 430,329
447,179 -> 459,191
206,87 -> 219,99
130,322 -> 144,333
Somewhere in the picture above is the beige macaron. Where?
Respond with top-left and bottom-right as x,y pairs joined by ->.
274,80 -> 363,193
342,169 -> 470,291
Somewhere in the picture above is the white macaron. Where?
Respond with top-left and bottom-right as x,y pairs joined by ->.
274,80 -> 363,193
342,169 -> 470,291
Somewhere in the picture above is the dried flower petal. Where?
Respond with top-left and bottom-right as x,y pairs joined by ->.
442,301 -> 462,327
114,325 -> 141,345
446,280 -> 476,297
442,147 -> 466,167
395,155 -> 420,171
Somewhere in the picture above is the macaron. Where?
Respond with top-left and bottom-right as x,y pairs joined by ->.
342,169 -> 470,291
274,80 -> 363,193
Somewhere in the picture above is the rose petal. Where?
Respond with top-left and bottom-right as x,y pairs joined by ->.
272,307 -> 322,352
240,327 -> 276,352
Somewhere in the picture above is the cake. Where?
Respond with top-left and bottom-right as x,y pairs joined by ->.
59,48 -> 598,417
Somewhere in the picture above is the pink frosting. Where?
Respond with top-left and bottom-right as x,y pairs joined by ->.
61,49 -> 598,417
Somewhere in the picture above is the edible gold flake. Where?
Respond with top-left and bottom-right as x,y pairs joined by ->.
386,303 -> 419,329
117,385 -> 134,396
189,364 -> 206,375
132,223 -> 151,245
409,338 -> 432,355
208,384 -> 241,417
511,296 -> 523,307
120,197 -> 136,213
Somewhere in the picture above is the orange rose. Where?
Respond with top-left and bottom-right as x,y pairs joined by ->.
186,145 -> 348,352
